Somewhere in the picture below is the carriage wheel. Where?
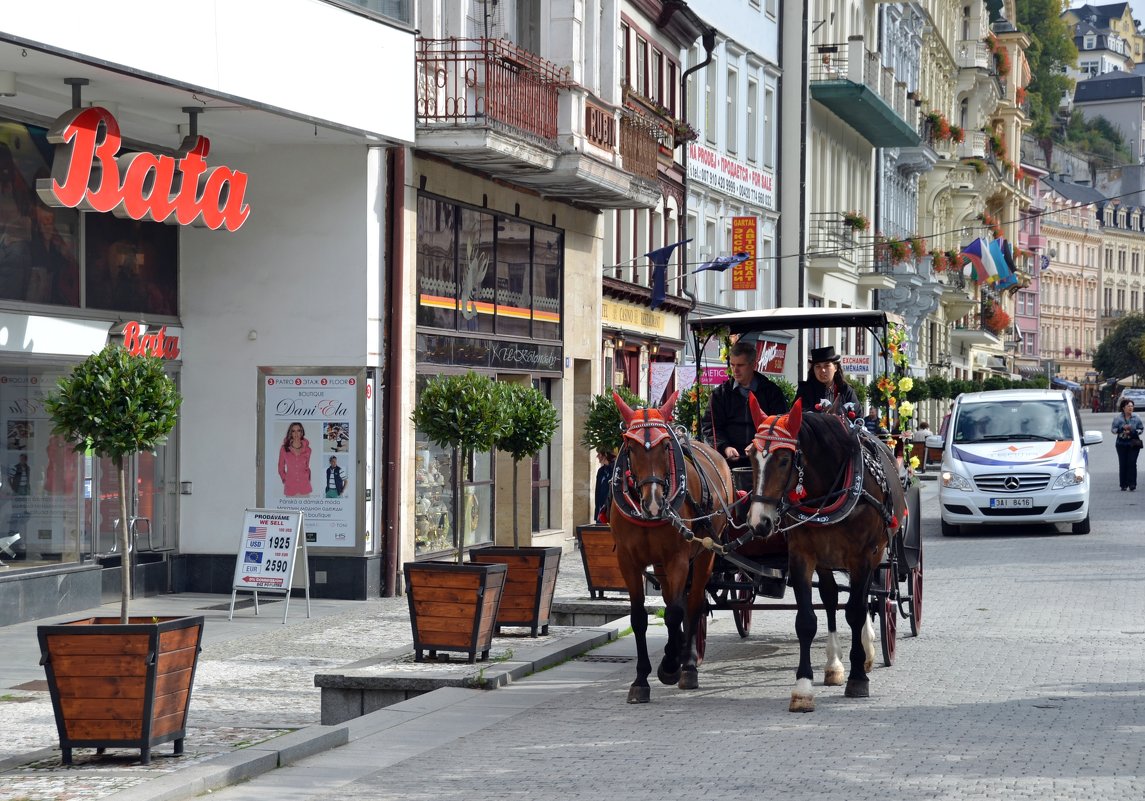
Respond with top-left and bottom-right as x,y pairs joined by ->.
877,566 -> 896,667
694,613 -> 708,666
732,572 -> 753,638
908,547 -> 923,637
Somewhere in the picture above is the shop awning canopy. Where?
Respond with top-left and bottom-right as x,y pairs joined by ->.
1117,375 -> 1145,387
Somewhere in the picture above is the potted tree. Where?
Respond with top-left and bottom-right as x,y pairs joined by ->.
470,382 -> 562,636
574,387 -> 643,598
406,371 -> 509,662
38,345 -> 198,766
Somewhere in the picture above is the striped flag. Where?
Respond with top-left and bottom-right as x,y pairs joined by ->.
961,237 -> 997,283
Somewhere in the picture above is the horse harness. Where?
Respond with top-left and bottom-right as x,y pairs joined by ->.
751,413 -> 899,535
611,410 -> 731,538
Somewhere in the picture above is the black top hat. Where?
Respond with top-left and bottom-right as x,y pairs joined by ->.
808,345 -> 841,364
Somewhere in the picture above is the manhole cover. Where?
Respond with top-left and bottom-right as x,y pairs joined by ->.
577,655 -> 633,663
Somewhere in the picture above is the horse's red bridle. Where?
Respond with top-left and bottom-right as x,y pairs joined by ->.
749,395 -> 803,455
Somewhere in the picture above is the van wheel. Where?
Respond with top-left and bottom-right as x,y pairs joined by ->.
940,519 -> 959,537
1071,515 -> 1091,535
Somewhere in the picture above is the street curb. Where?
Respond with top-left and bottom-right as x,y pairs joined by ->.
95,619 -> 629,801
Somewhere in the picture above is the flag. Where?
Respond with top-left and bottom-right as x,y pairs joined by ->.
960,237 -> 997,283
646,239 -> 692,309
694,251 -> 751,274
994,238 -> 1019,289
987,238 -> 1012,285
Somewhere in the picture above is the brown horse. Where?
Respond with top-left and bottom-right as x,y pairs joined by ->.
744,396 -> 905,712
610,391 -> 735,703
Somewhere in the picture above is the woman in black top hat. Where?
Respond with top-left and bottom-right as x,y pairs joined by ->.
795,345 -> 859,413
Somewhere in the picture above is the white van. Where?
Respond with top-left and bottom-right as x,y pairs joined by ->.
926,389 -> 1103,536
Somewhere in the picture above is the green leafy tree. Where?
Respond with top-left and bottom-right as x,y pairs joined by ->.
413,372 -> 507,562
1016,0 -> 1078,153
45,346 -> 181,623
1064,111 -> 1132,165
581,386 -> 644,455
1093,313 -> 1145,382
494,382 -> 558,547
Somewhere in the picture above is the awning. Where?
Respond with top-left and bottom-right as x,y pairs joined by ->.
1051,377 -> 1081,390
1118,375 -> 1145,387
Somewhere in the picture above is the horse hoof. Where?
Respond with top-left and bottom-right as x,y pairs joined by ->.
845,678 -> 870,698
823,667 -> 845,686
627,686 -> 651,704
657,665 -> 682,686
789,694 -> 815,713
678,668 -> 699,690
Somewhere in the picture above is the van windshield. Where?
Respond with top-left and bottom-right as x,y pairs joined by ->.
952,400 -> 1073,443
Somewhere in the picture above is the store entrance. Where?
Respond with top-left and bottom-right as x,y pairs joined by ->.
86,441 -> 176,560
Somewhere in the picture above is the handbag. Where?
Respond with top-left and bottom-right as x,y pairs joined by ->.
1134,436 -> 1144,450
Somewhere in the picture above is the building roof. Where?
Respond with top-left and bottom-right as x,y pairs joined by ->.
1073,70 -> 1145,101
1067,3 -> 1133,29
1042,178 -> 1108,208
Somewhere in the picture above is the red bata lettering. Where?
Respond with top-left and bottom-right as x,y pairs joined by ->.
122,321 -> 181,359
37,106 -> 250,232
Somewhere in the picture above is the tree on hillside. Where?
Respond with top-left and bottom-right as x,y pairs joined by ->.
1093,313 -> 1145,381
1016,0 -> 1078,150
1065,110 -> 1133,165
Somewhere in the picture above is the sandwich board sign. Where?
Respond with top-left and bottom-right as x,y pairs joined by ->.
228,508 -> 310,623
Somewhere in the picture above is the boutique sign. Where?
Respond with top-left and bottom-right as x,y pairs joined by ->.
36,106 -> 251,232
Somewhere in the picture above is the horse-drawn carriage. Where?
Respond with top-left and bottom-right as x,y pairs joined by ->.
607,307 -> 923,711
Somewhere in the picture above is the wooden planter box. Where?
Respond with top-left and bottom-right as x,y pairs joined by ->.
469,546 -> 562,636
37,615 -> 205,766
404,561 -> 507,663
575,524 -> 628,599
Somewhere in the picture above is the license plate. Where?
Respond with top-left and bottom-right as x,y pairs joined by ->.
990,497 -> 1033,509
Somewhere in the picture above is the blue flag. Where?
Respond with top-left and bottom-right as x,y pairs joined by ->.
694,252 -> 751,274
646,239 -> 692,309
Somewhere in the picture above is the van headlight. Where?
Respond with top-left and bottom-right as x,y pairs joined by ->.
941,471 -> 973,491
1052,468 -> 1087,489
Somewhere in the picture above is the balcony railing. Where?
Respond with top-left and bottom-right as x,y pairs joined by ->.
808,39 -> 918,147
808,212 -> 858,256
415,37 -> 571,144
956,39 -> 991,71
619,110 -> 661,181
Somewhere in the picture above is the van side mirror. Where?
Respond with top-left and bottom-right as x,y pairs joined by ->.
925,434 -> 944,450
1081,430 -> 1104,446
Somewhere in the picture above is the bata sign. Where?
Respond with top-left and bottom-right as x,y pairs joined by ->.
120,321 -> 181,360
37,106 -> 251,231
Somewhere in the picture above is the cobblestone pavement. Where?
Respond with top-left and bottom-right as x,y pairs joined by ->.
0,566 -> 602,801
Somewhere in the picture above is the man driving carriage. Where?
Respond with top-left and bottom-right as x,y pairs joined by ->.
700,340 -> 788,466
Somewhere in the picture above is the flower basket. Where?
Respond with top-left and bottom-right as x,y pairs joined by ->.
842,211 -> 869,232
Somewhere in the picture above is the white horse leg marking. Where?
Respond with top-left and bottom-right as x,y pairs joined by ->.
823,631 -> 845,686
862,614 -> 875,674
790,677 -> 815,712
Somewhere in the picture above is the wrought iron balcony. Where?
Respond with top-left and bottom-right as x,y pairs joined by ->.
807,212 -> 859,274
415,37 -> 660,209
809,39 -> 920,148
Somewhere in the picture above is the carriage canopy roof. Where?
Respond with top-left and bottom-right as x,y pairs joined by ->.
688,307 -> 906,336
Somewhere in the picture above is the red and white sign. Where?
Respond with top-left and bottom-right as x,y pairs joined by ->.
120,321 -> 181,360
731,217 -> 757,291
687,142 -> 774,207
37,106 -> 251,232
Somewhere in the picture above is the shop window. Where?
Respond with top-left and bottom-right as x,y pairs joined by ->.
531,377 -> 552,532
412,372 -> 495,558
85,214 -> 178,316
1,118 -> 178,316
416,193 -> 563,341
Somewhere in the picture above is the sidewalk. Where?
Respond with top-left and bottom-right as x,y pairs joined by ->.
0,560 -> 631,801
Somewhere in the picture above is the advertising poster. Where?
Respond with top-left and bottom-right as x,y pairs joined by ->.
842,355 -> 872,378
261,371 -> 360,549
231,508 -> 304,591
0,372 -> 78,558
731,217 -> 758,291
758,339 -> 787,374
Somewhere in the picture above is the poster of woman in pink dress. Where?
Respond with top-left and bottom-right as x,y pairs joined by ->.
277,421 -> 312,496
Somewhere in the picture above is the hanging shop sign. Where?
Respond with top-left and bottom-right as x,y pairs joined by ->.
118,321 -> 182,360
37,106 -> 251,232
731,217 -> 757,291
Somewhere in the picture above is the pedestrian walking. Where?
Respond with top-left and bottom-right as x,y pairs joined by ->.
1111,398 -> 1144,491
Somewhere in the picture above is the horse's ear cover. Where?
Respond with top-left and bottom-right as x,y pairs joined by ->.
787,397 -> 803,433
747,392 -> 765,429
612,390 -> 635,424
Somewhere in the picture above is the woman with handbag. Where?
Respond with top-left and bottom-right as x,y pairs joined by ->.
1112,398 -> 1145,491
